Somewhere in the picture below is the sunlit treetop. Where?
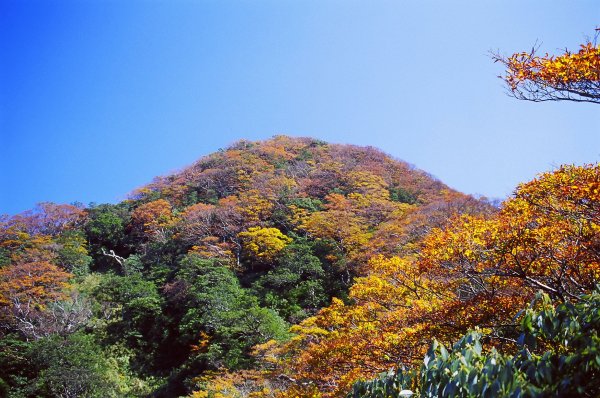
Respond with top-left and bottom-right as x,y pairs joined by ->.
493,32 -> 600,104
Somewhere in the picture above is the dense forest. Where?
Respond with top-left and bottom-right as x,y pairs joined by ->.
0,135 -> 489,396
1,36 -> 599,398
1,135 -> 598,398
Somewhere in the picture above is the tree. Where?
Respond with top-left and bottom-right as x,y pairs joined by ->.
91,273 -> 164,372
176,255 -> 289,371
55,230 -> 93,276
0,202 -> 86,238
130,199 -> 176,242
28,332 -> 113,398
85,203 -> 129,249
239,227 -> 292,265
28,331 -> 153,398
301,193 -> 372,271
0,333 -> 33,396
179,203 -> 215,245
252,241 -> 328,321
421,164 -> 600,301
0,261 -> 72,339
189,368 -> 288,398
493,33 -> 600,104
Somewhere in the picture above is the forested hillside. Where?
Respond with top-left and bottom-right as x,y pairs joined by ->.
1,135 -> 599,398
0,136 -> 494,397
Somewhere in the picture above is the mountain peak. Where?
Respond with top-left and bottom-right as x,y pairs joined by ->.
130,135 -> 454,209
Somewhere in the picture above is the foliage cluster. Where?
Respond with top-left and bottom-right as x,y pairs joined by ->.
493,37 -> 600,103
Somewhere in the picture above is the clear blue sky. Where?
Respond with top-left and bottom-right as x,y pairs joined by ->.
1,1 -> 599,215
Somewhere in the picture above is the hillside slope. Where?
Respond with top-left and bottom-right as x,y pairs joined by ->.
0,136 -> 494,397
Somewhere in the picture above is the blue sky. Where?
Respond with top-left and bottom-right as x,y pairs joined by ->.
1,1 -> 599,215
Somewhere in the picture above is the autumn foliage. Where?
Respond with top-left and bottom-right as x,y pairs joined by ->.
217,163 -> 600,397
239,227 -> 292,264
494,36 -> 600,103
1,136 -> 597,398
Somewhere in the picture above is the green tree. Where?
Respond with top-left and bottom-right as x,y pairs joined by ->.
177,255 -> 289,369
253,242 -> 328,321
55,230 -> 92,276
0,334 -> 34,397
85,203 -> 130,272
91,273 -> 164,373
28,332 -> 116,398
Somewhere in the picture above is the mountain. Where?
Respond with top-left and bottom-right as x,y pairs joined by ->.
1,136 -> 597,398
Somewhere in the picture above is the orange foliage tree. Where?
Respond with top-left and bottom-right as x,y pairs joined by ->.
493,33 -> 600,103
0,261 -> 72,339
130,199 -> 177,242
0,203 -> 91,339
1,202 -> 86,237
421,164 -> 600,301
299,193 -> 372,272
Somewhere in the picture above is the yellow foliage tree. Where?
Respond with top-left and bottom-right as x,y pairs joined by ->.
424,164 -> 600,295
239,227 -> 292,264
493,35 -> 600,103
301,194 -> 372,269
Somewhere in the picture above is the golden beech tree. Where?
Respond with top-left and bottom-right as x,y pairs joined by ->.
493,34 -> 600,103
189,369 -> 280,398
344,171 -> 390,200
415,165 -> 599,350
0,231 -> 57,266
237,190 -> 275,226
300,193 -> 372,269
239,227 -> 292,264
